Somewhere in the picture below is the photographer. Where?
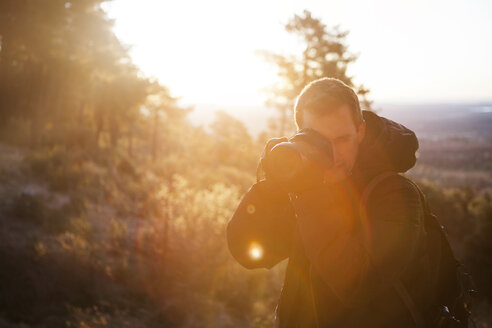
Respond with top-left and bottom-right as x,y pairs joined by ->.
227,78 -> 465,327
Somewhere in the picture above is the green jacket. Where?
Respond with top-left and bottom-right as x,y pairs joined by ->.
227,111 -> 435,327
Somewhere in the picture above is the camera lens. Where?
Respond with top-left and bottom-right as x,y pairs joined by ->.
268,143 -> 303,181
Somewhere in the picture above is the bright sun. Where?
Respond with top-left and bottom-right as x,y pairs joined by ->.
103,0 -> 290,107
104,0 -> 492,107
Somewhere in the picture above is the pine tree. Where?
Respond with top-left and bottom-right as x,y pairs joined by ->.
259,10 -> 371,135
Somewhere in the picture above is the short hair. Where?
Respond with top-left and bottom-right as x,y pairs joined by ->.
294,78 -> 363,129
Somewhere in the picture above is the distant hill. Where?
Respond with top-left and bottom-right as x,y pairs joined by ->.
378,103 -> 492,191
187,102 -> 492,140
379,103 -> 492,140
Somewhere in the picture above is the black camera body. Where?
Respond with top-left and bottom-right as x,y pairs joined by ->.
263,128 -> 334,192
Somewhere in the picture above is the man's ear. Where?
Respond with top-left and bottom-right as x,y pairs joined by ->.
357,121 -> 366,144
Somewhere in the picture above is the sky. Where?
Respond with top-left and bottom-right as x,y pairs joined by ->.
103,0 -> 492,109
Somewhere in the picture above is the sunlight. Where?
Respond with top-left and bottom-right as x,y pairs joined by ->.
2,0 -> 491,325
104,0 -> 285,106
104,0 -> 492,107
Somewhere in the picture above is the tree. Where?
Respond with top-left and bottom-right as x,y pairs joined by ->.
209,110 -> 255,168
0,0 -> 148,149
145,81 -> 190,162
259,10 -> 372,135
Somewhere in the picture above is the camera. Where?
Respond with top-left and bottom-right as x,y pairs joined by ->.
263,128 -> 334,191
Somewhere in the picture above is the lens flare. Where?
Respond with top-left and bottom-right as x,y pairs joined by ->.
249,243 -> 263,260
246,204 -> 256,214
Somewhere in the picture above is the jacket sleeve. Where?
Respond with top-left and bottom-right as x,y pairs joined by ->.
226,180 -> 297,269
292,175 -> 424,306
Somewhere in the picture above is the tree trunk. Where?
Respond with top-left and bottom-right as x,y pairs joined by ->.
151,110 -> 159,162
30,64 -> 49,149
128,124 -> 134,157
95,112 -> 103,148
109,118 -> 119,149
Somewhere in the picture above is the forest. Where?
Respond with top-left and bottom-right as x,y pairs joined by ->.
0,2 -> 491,327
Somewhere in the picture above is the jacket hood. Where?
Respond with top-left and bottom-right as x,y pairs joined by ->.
352,110 -> 419,181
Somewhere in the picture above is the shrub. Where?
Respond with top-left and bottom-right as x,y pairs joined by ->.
10,192 -> 69,233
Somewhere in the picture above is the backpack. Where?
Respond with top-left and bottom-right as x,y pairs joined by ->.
361,172 -> 475,328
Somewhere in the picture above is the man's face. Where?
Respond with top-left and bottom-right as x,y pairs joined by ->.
302,105 -> 366,182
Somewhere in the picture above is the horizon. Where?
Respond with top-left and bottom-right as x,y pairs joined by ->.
187,101 -> 492,137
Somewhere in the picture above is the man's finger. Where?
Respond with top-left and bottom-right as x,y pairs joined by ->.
265,137 -> 288,152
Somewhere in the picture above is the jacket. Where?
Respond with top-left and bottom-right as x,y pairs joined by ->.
227,111 -> 434,327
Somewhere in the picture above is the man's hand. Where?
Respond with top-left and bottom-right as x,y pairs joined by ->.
259,137 -> 288,180
226,179 -> 297,270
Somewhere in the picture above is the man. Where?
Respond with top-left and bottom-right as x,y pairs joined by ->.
227,78 -> 435,327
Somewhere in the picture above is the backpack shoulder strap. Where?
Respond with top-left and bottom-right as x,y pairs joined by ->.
360,171 -> 396,210
360,171 -> 426,328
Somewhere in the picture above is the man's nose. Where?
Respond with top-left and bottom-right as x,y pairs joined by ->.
332,148 -> 343,166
